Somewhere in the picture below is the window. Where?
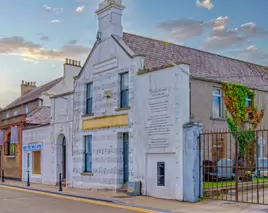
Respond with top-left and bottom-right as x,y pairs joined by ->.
246,96 -> 252,107
6,113 -> 10,119
157,162 -> 165,186
14,111 -> 18,116
246,96 -> 252,119
212,89 -> 223,118
120,72 -> 129,108
5,134 -> 16,156
32,151 -> 41,175
25,107 -> 30,114
85,135 -> 92,173
86,83 -> 93,114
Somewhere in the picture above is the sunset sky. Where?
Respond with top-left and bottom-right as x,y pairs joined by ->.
1,0 -> 268,108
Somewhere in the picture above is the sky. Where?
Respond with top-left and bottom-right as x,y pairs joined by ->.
0,0 -> 268,108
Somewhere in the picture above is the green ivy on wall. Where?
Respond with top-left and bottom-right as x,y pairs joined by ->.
223,82 -> 264,156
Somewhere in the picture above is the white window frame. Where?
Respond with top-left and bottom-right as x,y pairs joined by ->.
6,113 -> 10,119
14,111 -> 18,116
212,88 -> 223,118
25,107 -> 30,114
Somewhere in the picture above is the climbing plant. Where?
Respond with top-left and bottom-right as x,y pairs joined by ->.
222,82 -> 265,156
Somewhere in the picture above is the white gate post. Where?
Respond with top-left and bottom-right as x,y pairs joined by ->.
183,122 -> 203,202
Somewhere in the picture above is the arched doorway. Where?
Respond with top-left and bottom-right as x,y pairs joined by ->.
57,134 -> 67,180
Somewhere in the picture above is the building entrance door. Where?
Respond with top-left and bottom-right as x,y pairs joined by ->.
123,133 -> 129,184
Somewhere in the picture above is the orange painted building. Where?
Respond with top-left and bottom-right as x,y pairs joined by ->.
0,117 -> 26,180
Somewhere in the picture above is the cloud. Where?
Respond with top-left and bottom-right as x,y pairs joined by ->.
209,16 -> 231,29
68,40 -> 78,44
228,46 -> 268,66
50,20 -> 60,24
239,22 -> 268,37
0,36 -> 90,62
196,0 -> 214,10
156,19 -> 206,41
40,35 -> 50,41
76,6 -> 85,13
203,28 -> 249,50
42,5 -> 63,14
156,16 -> 230,42
22,57 -> 39,64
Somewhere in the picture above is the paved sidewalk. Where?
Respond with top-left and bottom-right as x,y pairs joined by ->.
1,180 -> 268,213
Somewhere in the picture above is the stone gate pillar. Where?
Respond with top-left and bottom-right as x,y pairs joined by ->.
183,122 -> 203,202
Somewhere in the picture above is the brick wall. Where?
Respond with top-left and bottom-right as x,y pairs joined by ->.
2,129 -> 22,180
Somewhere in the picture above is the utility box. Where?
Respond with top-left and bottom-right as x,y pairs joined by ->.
127,181 -> 141,196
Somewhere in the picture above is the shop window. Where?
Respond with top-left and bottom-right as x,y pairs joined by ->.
32,151 -> 41,175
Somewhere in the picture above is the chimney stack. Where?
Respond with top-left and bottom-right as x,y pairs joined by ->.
63,58 -> 82,79
21,80 -> 37,96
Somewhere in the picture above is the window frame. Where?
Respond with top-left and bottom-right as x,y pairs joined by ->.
86,83 -> 93,114
32,151 -> 41,175
5,133 -> 16,156
157,162 -> 165,187
84,135 -> 92,173
14,111 -> 18,116
120,72 -> 129,108
25,107 -> 30,115
6,113 -> 10,119
212,88 -> 223,118
246,96 -> 252,108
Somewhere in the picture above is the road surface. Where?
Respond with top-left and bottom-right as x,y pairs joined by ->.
0,187 -> 139,213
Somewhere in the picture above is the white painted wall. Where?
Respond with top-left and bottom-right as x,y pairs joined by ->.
72,34 -> 143,189
22,125 -> 54,185
131,67 -> 190,200
51,93 -> 74,186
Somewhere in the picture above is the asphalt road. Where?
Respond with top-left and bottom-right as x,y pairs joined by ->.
0,187 -> 136,213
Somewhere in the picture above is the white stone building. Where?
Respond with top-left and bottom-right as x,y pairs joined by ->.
22,59 -> 81,185
72,0 -> 190,200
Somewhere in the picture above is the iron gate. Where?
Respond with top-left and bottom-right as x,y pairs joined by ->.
199,129 -> 268,205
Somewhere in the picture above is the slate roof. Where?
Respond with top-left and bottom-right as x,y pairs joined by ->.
120,33 -> 268,91
26,106 -> 51,125
4,78 -> 63,110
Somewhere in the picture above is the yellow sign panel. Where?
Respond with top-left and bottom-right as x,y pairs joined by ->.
82,114 -> 129,130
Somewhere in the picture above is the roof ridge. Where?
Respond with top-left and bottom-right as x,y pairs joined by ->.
123,32 -> 268,70
3,77 -> 63,110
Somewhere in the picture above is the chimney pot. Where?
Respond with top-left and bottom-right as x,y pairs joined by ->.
68,59 -> 72,64
65,58 -> 68,64
22,80 -> 24,85
72,60 -> 75,65
78,61 -> 81,66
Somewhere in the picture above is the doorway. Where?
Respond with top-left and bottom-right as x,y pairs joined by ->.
57,134 -> 67,181
62,136 -> 66,179
123,133 -> 129,184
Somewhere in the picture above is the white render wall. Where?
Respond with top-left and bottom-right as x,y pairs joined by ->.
51,93 -> 74,186
72,36 -> 143,190
130,67 -> 190,200
22,125 -> 54,184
